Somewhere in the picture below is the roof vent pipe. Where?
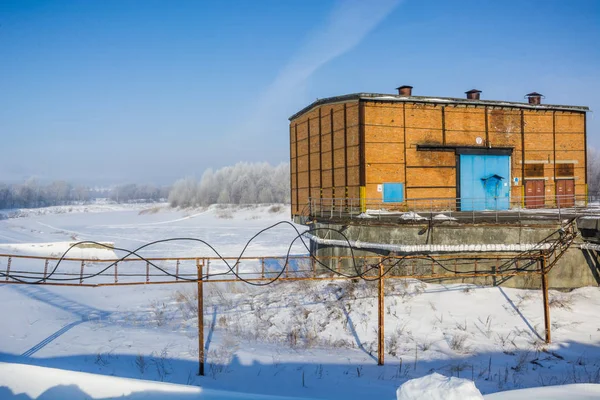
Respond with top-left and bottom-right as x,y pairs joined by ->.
525,92 -> 543,105
465,89 -> 482,100
396,85 -> 413,96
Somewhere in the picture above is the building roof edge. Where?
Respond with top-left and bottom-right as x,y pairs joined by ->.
288,93 -> 590,121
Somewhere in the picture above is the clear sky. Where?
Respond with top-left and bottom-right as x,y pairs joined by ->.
1,0 -> 599,185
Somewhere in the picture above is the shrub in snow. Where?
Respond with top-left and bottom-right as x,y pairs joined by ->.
396,373 -> 483,400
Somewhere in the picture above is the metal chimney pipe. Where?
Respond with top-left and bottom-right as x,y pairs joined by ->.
525,92 -> 543,105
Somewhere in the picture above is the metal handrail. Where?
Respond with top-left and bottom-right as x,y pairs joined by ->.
305,194 -> 597,222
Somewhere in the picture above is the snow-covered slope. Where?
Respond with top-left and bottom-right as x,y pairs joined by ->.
485,383 -> 600,399
0,204 -> 599,400
0,362 -> 312,400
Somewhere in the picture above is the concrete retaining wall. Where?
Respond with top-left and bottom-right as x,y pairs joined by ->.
309,221 -> 600,290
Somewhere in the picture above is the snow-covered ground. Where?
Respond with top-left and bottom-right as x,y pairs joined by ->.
0,203 -> 599,399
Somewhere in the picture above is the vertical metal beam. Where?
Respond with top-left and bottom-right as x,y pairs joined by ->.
456,153 -> 461,210
584,111 -> 588,189
330,109 -> 335,201
114,262 -> 118,284
553,111 -> 557,204
378,260 -> 385,366
441,106 -> 446,145
307,117 -> 312,201
289,124 -> 294,216
358,101 -> 366,187
521,110 -> 525,202
197,259 -> 205,376
295,124 -> 299,214
175,260 -> 180,281
403,103 -> 408,198
146,261 -> 150,283
484,106 -> 489,146
343,103 -> 349,207
541,257 -> 551,344
319,108 -> 323,199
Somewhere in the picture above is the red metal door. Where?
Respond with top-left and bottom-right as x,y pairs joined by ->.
556,179 -> 575,207
525,180 -> 544,209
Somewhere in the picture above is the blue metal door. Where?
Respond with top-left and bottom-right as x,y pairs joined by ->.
459,154 -> 510,211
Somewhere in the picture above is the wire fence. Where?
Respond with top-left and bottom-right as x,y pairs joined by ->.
0,253 -> 549,287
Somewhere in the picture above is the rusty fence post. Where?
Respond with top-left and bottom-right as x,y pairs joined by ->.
175,260 -> 180,281
79,261 -> 85,284
146,261 -> 150,283
378,259 -> 385,366
43,259 -> 49,281
5,256 -> 11,281
114,262 -> 118,284
541,257 -> 551,344
197,258 -> 205,376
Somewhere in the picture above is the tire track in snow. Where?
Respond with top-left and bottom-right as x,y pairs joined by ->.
35,221 -> 192,251
89,209 -> 210,229
0,232 -> 25,243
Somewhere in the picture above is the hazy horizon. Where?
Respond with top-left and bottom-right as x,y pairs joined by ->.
2,0 -> 599,186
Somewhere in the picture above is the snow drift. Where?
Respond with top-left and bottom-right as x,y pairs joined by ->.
396,373 -> 483,400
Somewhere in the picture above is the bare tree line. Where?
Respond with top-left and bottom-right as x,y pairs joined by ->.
168,162 -> 290,207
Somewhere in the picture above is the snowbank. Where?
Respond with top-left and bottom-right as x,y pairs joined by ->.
396,373 -> 483,400
303,232 -> 553,253
484,383 -> 600,399
0,241 -> 116,259
0,362 -> 201,400
0,362 -> 312,400
396,373 -> 600,400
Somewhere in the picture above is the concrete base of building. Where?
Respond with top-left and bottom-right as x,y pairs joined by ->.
307,220 -> 600,290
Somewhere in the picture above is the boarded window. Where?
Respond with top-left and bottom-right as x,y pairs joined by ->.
524,163 -> 544,178
556,163 -> 574,177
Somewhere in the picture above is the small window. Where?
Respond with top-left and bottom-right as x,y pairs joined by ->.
556,163 -> 574,177
524,163 -> 544,178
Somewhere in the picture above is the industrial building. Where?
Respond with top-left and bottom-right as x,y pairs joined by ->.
289,87 -> 589,218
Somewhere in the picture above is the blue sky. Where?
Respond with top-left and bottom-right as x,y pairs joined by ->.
1,0 -> 599,185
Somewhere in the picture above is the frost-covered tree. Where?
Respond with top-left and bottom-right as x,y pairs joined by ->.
588,147 -> 600,194
109,183 -> 169,203
0,179 -> 116,209
168,162 -> 290,207
168,177 -> 199,207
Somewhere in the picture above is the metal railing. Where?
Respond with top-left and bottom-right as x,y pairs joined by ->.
306,194 -> 599,223
0,219 -> 580,372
